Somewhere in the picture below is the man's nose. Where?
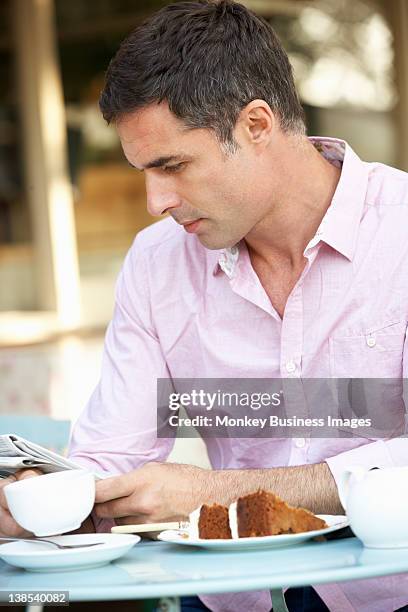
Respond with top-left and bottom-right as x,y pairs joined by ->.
145,174 -> 182,217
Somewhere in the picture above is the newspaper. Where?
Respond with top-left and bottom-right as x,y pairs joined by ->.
0,434 -> 90,479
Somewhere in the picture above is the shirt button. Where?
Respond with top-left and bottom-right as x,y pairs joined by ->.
285,360 -> 296,373
366,336 -> 376,348
295,438 -> 306,448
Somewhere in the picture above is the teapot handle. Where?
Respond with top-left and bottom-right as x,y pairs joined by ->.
338,465 -> 369,511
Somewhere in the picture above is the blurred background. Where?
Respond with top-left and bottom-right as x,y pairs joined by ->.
0,0 -> 407,465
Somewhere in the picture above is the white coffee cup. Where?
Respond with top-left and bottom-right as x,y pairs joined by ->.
340,465 -> 408,548
4,469 -> 95,537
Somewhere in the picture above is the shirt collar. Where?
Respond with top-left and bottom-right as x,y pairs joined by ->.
307,136 -> 369,261
212,136 -> 369,277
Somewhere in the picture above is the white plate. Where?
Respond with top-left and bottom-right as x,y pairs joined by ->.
158,515 -> 348,551
0,533 -> 140,572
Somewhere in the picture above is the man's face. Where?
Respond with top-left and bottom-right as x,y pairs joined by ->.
117,102 -> 272,249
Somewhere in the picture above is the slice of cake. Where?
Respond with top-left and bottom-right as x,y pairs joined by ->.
189,489 -> 327,539
197,503 -> 232,539
237,490 -> 327,537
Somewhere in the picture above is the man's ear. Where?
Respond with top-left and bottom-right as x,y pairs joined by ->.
239,99 -> 275,145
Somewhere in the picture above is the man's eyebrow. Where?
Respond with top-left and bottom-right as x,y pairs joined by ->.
128,155 -> 187,171
145,155 -> 185,169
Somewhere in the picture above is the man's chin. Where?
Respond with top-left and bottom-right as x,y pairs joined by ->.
197,234 -> 238,250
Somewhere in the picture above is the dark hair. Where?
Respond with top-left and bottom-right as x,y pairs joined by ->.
99,0 -> 305,151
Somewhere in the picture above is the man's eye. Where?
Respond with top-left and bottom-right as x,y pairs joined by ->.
163,163 -> 185,173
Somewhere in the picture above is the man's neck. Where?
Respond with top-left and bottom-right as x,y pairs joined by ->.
245,138 -> 341,269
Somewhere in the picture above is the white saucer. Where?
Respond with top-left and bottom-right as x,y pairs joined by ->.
0,533 -> 140,572
158,515 -> 348,551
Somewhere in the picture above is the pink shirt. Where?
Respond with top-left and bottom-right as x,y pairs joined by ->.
69,137 -> 408,611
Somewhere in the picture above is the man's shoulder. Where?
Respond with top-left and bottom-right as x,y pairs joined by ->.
366,161 -> 408,207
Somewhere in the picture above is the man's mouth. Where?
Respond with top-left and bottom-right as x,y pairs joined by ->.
180,219 -> 203,234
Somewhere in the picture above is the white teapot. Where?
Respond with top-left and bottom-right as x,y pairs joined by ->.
340,465 -> 408,548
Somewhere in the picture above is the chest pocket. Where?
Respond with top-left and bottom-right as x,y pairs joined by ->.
329,320 -> 407,378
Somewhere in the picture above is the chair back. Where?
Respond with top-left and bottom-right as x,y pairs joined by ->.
0,414 -> 71,455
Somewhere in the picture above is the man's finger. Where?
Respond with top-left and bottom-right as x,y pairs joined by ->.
94,496 -> 142,519
0,506 -> 19,537
95,473 -> 139,504
0,474 -> 17,488
0,505 -> 32,538
0,470 -> 42,512
15,469 -> 42,480
0,475 -> 17,509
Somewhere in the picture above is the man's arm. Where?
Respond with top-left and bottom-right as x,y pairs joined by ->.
214,462 -> 343,514
68,237 -> 176,481
94,460 -> 343,525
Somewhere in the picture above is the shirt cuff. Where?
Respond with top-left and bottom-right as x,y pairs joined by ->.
326,440 -> 394,510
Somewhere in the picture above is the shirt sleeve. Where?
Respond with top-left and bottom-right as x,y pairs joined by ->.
326,325 -> 408,507
68,235 -> 175,478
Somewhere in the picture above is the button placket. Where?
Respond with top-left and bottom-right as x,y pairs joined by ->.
280,286 -> 303,379
279,285 -> 310,431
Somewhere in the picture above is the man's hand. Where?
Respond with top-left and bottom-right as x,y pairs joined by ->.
95,462 -> 214,524
0,469 -> 42,537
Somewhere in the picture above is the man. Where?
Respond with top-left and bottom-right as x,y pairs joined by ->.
1,1 -> 408,610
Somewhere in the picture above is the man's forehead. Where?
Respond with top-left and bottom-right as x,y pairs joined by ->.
117,102 -> 185,144
117,102 -> 223,169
